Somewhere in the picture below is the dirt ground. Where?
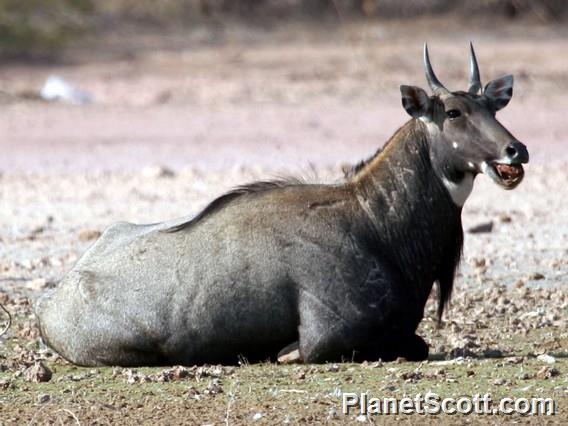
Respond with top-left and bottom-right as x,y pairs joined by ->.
0,18 -> 567,424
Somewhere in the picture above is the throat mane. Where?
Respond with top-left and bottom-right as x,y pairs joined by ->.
440,173 -> 474,207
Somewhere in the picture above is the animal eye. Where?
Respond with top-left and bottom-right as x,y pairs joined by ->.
446,109 -> 461,119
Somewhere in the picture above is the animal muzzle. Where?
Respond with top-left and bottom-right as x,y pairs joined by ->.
482,141 -> 529,190
504,141 -> 529,164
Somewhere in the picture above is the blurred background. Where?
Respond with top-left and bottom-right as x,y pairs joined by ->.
1,1 -> 567,283
0,0 -> 566,172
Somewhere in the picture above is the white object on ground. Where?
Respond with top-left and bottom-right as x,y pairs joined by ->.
536,354 -> 556,364
40,76 -> 93,105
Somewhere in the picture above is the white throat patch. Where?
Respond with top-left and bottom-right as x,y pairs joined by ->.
442,173 -> 474,207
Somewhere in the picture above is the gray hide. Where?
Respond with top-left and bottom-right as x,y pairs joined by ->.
36,45 -> 529,366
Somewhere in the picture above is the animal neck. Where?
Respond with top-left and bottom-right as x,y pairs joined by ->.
348,119 -> 463,306
419,119 -> 475,207
349,119 -> 470,213
349,120 -> 446,206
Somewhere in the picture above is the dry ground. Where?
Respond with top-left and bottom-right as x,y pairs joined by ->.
0,18 -> 567,424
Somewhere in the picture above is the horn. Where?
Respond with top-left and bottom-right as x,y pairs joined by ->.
468,42 -> 482,94
423,43 -> 449,95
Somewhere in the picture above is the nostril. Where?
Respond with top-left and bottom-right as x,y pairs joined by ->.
505,145 -> 517,158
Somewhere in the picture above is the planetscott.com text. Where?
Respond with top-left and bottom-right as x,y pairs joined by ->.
342,392 -> 556,416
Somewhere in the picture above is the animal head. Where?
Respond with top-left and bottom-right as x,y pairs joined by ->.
400,43 -> 529,204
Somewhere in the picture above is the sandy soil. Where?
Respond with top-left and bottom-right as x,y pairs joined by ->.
0,18 -> 567,424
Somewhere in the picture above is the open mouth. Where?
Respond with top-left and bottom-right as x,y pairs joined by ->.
485,162 -> 525,189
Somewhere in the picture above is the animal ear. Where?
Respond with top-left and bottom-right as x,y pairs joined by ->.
484,75 -> 513,111
400,85 -> 432,119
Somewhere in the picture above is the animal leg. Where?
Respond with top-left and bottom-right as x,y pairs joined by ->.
297,297 -> 362,363
397,333 -> 429,361
370,333 -> 429,362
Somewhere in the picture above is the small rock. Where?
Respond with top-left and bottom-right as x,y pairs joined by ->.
467,221 -> 493,234
449,347 -> 477,359
37,394 -> 51,404
469,256 -> 486,268
356,414 -> 367,422
20,259 -> 34,270
204,378 -> 223,395
400,371 -> 422,382
186,386 -> 201,400
528,272 -> 545,281
498,214 -> 512,223
361,360 -> 382,368
78,229 -> 102,242
27,226 -> 45,240
536,354 -> 556,364
40,76 -> 93,105
504,357 -> 523,365
492,378 -> 506,386
536,366 -> 560,379
24,362 -> 52,383
142,166 -> 176,179
27,278 -> 50,291
252,412 -> 264,421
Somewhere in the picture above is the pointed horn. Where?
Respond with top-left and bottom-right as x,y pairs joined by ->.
423,43 -> 449,95
468,42 -> 482,94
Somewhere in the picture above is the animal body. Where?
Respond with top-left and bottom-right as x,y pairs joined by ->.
36,45 -> 528,366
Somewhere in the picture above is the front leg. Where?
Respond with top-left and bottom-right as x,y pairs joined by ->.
296,295 -> 375,363
296,299 -> 429,363
366,333 -> 429,362
398,333 -> 429,361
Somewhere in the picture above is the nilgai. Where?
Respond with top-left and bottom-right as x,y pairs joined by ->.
36,44 -> 529,366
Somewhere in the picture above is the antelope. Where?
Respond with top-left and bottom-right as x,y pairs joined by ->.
36,44 -> 528,366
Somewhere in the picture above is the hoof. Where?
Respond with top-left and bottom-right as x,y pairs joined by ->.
277,341 -> 302,364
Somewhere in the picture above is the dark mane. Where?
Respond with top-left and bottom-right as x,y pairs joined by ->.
343,139 -> 394,178
347,119 -> 461,321
164,178 -> 304,233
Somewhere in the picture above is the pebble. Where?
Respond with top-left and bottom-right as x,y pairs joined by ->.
536,366 -> 560,379
142,166 -> 176,179
528,272 -> 545,280
37,394 -> 50,404
467,221 -> 493,234
78,229 -> 102,242
536,354 -> 556,364
24,362 -> 52,383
